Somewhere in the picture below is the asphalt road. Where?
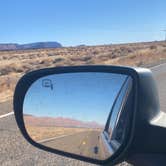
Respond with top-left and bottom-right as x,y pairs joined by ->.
41,130 -> 104,160
0,100 -> 12,115
0,63 -> 165,166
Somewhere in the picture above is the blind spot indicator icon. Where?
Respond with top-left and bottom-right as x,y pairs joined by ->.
42,79 -> 53,90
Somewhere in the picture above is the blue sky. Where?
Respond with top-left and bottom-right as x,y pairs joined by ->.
0,0 -> 166,46
23,73 -> 127,125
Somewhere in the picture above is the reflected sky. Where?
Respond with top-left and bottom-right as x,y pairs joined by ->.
23,72 -> 127,125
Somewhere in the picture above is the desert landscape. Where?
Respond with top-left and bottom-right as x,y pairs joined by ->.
24,114 -> 103,141
0,41 -> 166,104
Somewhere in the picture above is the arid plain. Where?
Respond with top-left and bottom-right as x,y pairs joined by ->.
1,41 -> 166,103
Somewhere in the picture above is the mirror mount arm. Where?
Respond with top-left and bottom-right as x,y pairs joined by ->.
126,69 -> 166,160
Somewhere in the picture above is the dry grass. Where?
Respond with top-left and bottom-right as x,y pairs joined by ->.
0,41 -> 166,102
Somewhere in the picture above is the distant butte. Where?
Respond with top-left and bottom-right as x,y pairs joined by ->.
0,42 -> 62,51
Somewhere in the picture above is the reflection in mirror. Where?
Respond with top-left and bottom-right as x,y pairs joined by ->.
23,72 -> 133,160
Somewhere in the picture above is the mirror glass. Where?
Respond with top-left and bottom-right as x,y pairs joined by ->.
23,72 -> 133,160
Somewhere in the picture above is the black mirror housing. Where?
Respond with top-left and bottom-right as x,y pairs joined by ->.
13,65 -> 165,165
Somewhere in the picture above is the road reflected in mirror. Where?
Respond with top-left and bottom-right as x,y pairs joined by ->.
23,72 -> 132,160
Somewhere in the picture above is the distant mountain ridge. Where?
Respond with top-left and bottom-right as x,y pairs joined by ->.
0,42 -> 62,50
24,115 -> 104,129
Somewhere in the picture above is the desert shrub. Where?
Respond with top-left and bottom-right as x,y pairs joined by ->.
53,57 -> 64,63
0,68 -> 12,76
162,43 -> 166,47
127,48 -> 133,53
70,55 -> 92,62
129,54 -> 137,59
150,45 -> 157,49
111,54 -> 116,59
0,67 -> 13,75
92,50 -> 99,55
2,56 -> 8,60
136,61 -> 144,66
120,46 -> 126,51
163,48 -> 166,52
14,68 -> 24,73
81,56 -> 92,61
47,53 -> 57,56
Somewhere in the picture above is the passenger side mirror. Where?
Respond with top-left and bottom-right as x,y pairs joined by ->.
16,65 -> 156,165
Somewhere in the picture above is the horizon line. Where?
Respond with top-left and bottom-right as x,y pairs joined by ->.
0,40 -> 165,48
